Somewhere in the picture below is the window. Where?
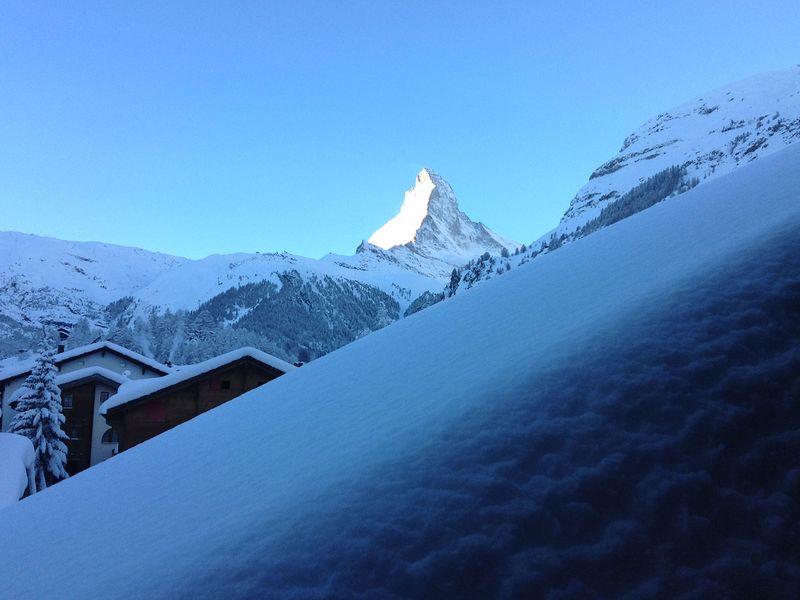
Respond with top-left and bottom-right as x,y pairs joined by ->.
62,394 -> 73,409
221,380 -> 231,390
101,428 -> 119,444
146,401 -> 167,423
71,426 -> 81,440
99,391 -> 110,403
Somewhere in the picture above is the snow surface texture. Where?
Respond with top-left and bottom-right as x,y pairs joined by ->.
368,168 -> 518,263
558,65 -> 800,233
0,144 -> 799,598
0,433 -> 34,509
100,346 -> 295,414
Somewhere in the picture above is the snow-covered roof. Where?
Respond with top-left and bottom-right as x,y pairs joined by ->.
6,366 -> 131,407
0,341 -> 171,384
100,347 -> 294,415
0,433 -> 34,510
54,365 -> 130,388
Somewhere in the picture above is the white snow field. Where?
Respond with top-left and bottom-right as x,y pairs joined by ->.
1,144 -> 799,598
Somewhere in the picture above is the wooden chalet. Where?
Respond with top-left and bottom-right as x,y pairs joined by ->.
0,342 -> 171,475
101,347 -> 294,452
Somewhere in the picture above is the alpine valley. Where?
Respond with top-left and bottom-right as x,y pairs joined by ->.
0,168 -> 518,364
1,66 -> 799,365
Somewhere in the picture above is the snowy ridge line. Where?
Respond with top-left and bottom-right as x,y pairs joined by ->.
100,346 -> 295,415
0,142 -> 797,598
558,65 -> 800,233
0,341 -> 172,383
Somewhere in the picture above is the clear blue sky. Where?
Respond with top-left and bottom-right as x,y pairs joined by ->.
1,1 -> 798,259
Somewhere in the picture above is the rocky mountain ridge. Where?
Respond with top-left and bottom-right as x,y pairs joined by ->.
558,65 -> 800,233
367,168 -> 517,264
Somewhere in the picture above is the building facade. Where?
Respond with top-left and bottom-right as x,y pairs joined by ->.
101,348 -> 294,452
0,342 -> 171,475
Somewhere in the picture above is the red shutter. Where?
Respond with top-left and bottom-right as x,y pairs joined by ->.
146,401 -> 167,423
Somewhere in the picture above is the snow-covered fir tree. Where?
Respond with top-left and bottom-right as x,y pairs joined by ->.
8,349 -> 69,491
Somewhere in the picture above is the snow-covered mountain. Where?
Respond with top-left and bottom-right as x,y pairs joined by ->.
0,170 -> 513,362
3,140 -> 798,599
366,168 -> 517,265
558,65 -> 800,232
0,233 -> 186,354
4,67 -> 800,364
408,67 -> 800,302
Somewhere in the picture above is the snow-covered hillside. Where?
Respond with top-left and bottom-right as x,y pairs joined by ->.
0,231 -> 184,327
1,140 -> 798,598
0,169 -> 512,362
558,65 -> 800,232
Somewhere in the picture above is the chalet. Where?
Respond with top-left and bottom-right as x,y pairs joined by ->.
100,347 -> 294,452
0,342 -> 171,475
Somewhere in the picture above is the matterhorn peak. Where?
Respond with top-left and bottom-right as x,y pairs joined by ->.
367,169 -> 517,265
415,167 -> 447,187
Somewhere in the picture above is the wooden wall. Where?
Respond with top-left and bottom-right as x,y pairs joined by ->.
62,382 -> 95,475
110,359 -> 284,452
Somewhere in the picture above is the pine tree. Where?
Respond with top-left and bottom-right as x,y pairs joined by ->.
447,268 -> 461,297
107,322 -> 143,354
66,317 -> 101,349
9,349 -> 69,491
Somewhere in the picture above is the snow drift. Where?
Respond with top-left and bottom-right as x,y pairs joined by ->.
0,433 -> 34,509
0,144 -> 799,598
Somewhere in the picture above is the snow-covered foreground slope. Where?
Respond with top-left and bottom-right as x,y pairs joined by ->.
1,144 -> 799,598
558,65 -> 800,233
